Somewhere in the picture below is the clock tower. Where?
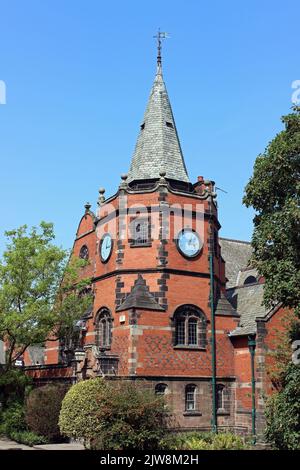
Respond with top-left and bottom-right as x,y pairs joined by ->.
44,37 -> 240,431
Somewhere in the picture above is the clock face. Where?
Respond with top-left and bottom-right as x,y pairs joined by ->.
177,229 -> 202,258
100,233 -> 113,263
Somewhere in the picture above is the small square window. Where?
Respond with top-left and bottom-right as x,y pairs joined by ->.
130,218 -> 150,246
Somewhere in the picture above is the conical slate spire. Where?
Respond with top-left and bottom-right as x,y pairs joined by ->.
127,62 -> 189,183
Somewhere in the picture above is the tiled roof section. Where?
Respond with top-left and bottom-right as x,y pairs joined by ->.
215,291 -> 238,316
116,274 -> 165,312
219,238 -> 252,288
227,283 -> 267,336
127,64 -> 189,183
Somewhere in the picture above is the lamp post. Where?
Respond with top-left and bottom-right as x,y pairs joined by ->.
248,335 -> 256,444
208,189 -> 217,434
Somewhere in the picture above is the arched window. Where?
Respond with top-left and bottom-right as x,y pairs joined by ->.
155,383 -> 168,395
174,305 -> 207,348
244,275 -> 257,285
79,245 -> 89,260
95,308 -> 112,349
185,384 -> 197,411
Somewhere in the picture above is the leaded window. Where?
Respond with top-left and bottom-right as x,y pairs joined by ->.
79,244 -> 89,260
130,218 -> 150,246
174,305 -> 207,348
185,384 -> 197,411
95,308 -> 112,349
216,384 -> 225,411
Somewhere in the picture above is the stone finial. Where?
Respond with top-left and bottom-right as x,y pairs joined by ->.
84,202 -> 91,213
119,173 -> 128,190
97,187 -> 106,206
159,170 -> 167,186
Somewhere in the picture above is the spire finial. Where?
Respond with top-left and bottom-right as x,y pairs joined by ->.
153,29 -> 170,69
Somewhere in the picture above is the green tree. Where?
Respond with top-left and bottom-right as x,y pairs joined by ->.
0,222 -> 92,371
243,106 -> 300,314
244,106 -> 300,448
265,363 -> 300,450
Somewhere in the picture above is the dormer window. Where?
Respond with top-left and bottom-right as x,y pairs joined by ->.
244,275 -> 257,285
166,121 -> 174,128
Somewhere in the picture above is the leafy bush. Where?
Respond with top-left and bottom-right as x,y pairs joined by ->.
59,378 -> 110,442
0,369 -> 32,408
0,402 -> 26,437
265,363 -> 300,450
160,431 -> 247,450
59,378 -> 168,450
25,384 -> 68,442
10,430 -> 48,447
210,433 -> 247,450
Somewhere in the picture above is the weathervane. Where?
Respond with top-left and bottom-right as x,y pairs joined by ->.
153,29 -> 170,66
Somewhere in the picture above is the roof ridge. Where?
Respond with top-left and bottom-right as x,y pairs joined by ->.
219,237 -> 251,245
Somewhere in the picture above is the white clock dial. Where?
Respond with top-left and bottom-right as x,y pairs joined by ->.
100,233 -> 113,263
177,229 -> 202,258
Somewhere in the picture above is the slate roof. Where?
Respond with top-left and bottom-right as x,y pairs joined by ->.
218,238 -> 269,336
215,291 -> 238,316
127,63 -> 189,183
116,274 -> 165,312
227,283 -> 267,336
219,238 -> 252,288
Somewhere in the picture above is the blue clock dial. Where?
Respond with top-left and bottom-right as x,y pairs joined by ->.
100,233 -> 113,263
177,229 -> 202,258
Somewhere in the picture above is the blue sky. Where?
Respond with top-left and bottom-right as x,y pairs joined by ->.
0,0 -> 299,252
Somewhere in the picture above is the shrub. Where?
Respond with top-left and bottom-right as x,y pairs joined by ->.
59,378 -> 110,443
25,384 -> 68,442
265,363 -> 300,450
59,378 -> 168,450
10,431 -> 48,447
210,433 -> 247,450
160,431 -> 247,450
0,402 -> 26,437
0,369 -> 32,408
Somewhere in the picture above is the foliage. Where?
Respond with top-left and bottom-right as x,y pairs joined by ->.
0,368 -> 32,408
25,384 -> 68,442
0,402 -> 26,437
266,315 -> 300,389
244,106 -> 300,448
9,430 -> 48,446
159,431 -> 247,450
0,222 -> 93,370
243,106 -> 300,314
59,378 -> 168,450
265,363 -> 300,450
59,378 -> 109,442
